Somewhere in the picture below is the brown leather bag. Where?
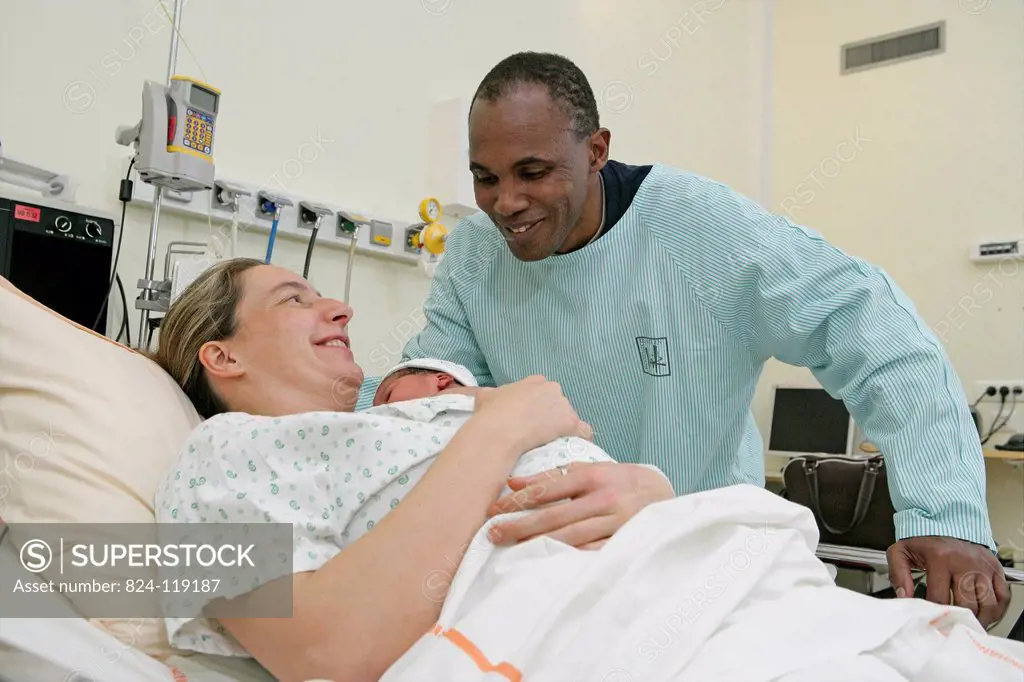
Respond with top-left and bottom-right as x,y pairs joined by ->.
781,454 -> 897,552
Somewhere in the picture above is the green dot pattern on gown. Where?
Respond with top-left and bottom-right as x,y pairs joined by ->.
152,392 -> 616,658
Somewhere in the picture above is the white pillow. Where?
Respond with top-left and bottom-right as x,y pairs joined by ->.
0,276 -> 202,659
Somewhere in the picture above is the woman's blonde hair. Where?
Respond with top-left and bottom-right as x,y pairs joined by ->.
152,257 -> 264,418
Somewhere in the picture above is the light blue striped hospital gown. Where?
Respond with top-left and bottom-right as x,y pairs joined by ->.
357,163 -> 993,550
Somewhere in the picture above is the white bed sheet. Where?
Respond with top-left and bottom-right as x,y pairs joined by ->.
0,617 -> 173,682
0,541 -> 275,682
0,618 -> 276,682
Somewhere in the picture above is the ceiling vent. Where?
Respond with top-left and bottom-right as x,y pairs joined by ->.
841,21 -> 945,75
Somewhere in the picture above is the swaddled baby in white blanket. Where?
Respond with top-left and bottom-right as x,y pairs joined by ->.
370,357 -> 679,504
368,358 -> 626,495
154,359 -> 625,657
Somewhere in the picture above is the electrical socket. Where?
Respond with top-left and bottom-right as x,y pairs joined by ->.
973,380 -> 1024,402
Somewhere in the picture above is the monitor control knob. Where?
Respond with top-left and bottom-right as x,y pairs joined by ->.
55,215 -> 72,233
84,220 -> 102,239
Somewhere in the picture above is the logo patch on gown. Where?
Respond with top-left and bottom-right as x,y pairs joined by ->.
635,337 -> 671,377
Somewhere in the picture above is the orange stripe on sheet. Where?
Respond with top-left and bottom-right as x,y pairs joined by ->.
927,610 -> 1024,672
965,631 -> 1024,672
431,623 -> 523,682
928,609 -> 952,628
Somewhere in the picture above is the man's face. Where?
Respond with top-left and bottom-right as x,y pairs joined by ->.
468,84 -> 606,261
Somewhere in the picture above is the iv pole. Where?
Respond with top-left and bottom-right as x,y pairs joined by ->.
136,0 -> 185,350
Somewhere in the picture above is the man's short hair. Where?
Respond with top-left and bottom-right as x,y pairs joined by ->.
471,51 -> 600,139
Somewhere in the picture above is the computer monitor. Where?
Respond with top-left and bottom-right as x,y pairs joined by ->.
767,385 -> 855,458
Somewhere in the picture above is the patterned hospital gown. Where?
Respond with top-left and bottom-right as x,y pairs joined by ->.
153,393 -> 615,657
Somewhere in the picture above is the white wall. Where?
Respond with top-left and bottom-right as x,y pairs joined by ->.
0,0 -> 765,377
767,0 -> 1024,555
5,1 -> 1016,547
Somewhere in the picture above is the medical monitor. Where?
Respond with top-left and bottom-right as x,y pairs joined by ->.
767,385 -> 854,458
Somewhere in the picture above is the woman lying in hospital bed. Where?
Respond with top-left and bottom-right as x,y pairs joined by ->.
151,257 -> 1024,682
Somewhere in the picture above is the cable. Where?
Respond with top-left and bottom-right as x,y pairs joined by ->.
972,386 -> 997,408
91,158 -> 135,334
230,207 -> 239,257
264,206 -> 280,263
156,0 -> 209,83
115,273 -> 131,348
343,226 -> 360,303
982,389 -> 1009,445
116,281 -> 127,343
989,390 -> 1019,438
302,225 -> 319,279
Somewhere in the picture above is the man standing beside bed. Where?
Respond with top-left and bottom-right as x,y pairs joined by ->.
360,50 -> 1010,627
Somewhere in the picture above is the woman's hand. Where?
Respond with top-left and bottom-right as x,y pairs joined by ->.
472,375 -> 593,453
485,462 -> 675,548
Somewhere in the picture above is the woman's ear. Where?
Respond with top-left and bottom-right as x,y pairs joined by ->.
198,340 -> 245,379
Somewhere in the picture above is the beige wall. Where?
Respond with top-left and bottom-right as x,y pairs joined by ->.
1,0 -> 1019,551
0,0 -> 766,375
766,0 -> 1024,555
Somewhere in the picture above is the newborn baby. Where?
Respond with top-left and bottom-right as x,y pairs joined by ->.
372,358 -> 482,406
370,358 -> 673,493
369,359 -> 628,496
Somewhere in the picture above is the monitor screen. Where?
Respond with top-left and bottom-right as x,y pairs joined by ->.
768,387 -> 851,455
189,85 -> 218,113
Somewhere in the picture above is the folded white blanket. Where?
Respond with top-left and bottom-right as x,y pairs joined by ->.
381,484 -> 1024,681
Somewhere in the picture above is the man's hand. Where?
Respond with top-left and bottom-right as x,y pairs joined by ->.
484,462 -> 674,549
887,536 -> 1011,628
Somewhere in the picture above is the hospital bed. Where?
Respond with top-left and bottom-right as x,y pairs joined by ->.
2,543 -> 1021,682
3,552 -> 1020,682
2,273 -> 1023,681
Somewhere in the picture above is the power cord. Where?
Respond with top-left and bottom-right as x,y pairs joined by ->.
981,387 -> 1015,445
91,158 -> 135,335
986,387 -> 1020,442
972,386 -> 997,408
303,224 -> 319,279
115,272 -> 131,347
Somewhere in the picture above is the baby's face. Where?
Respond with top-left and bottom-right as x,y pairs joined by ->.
375,373 -> 446,406
373,372 -> 484,406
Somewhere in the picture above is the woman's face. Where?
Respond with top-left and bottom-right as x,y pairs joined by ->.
200,264 -> 364,412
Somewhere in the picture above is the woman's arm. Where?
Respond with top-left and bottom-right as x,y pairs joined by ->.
218,376 -> 590,682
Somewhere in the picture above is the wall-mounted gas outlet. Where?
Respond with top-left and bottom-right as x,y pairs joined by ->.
256,191 -> 293,219
973,380 -> 1024,402
297,201 -> 333,230
337,212 -> 365,241
128,168 -> 432,267
404,224 -> 424,254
